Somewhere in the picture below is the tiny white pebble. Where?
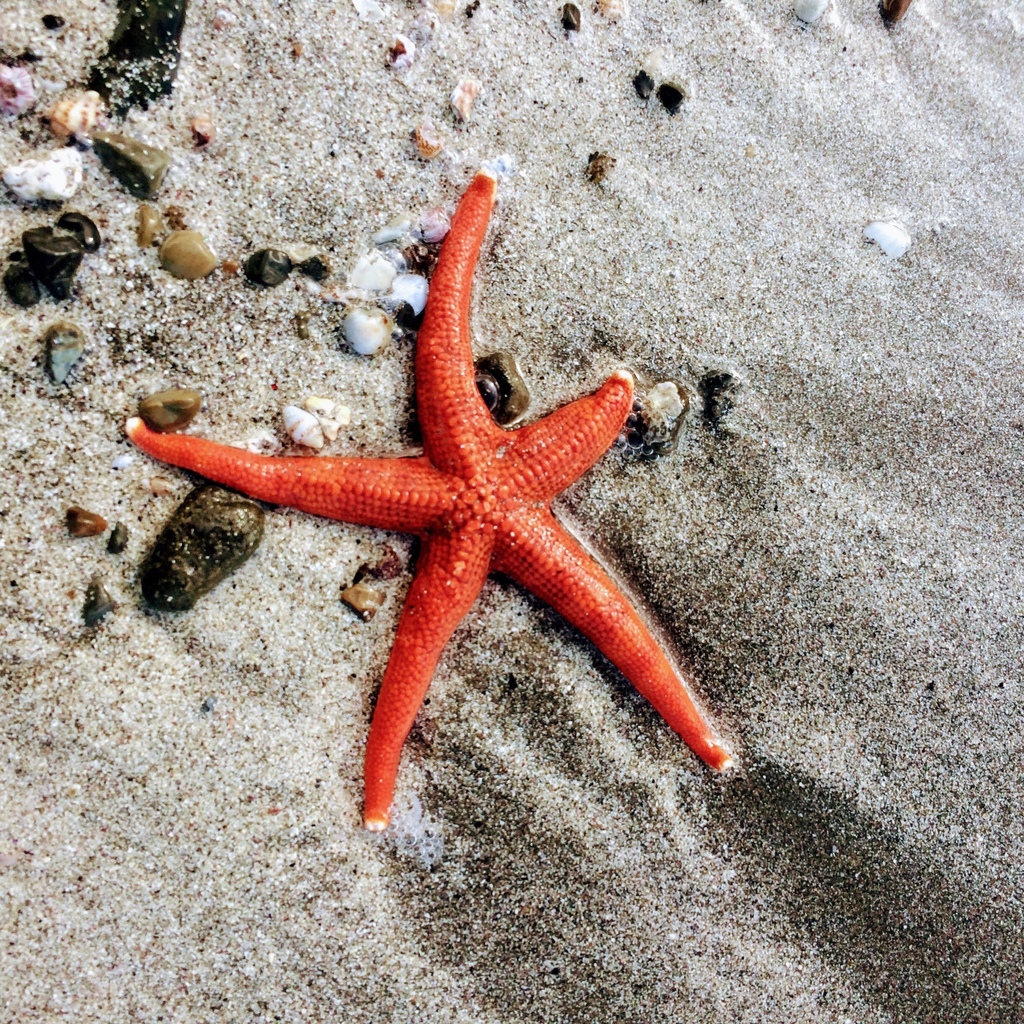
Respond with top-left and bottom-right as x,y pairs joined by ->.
481,154 -> 517,179
351,0 -> 385,21
390,273 -> 429,315
3,148 -> 82,202
373,215 -> 413,246
111,453 -> 134,470
350,252 -> 397,292
795,0 -> 828,22
864,220 -> 912,260
283,405 -> 325,449
344,307 -> 392,356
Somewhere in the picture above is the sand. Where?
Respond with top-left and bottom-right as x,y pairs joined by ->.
2,0 -> 1023,1020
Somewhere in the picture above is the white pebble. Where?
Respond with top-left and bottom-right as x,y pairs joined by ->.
390,273 -> 429,315
373,215 -> 413,245
450,78 -> 481,122
349,252 -> 397,292
111,453 -> 134,470
282,405 -> 325,449
795,0 -> 828,22
416,206 -> 450,244
351,0 -> 385,20
3,148 -> 82,202
344,308 -> 392,356
864,220 -> 912,260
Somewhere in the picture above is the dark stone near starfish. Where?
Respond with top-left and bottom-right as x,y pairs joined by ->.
561,2 -> 580,31
475,351 -> 530,426
633,69 -> 655,100
82,579 -> 115,626
56,212 -> 101,251
138,387 -> 202,432
22,227 -> 84,300
244,248 -> 293,287
43,321 -> 87,383
107,521 -> 129,554
140,484 -> 265,611
296,253 -> 330,282
92,131 -> 170,198
88,0 -> 188,116
3,252 -> 40,307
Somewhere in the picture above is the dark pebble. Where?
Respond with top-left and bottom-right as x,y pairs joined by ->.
22,227 -> 84,300
3,252 -> 41,307
43,320 -> 87,383
140,484 -> 265,611
42,13 -> 65,29
393,301 -> 423,332
633,69 -> 655,100
297,253 -> 330,281
107,521 -> 129,554
138,387 -> 202,432
657,83 -> 684,115
881,0 -> 913,22
698,371 -> 740,429
56,211 -> 102,252
475,352 -> 530,426
294,311 -> 310,340
245,248 -> 293,287
92,131 -> 170,198
67,505 -> 108,537
586,152 -> 616,184
561,2 -> 581,31
83,579 -> 115,626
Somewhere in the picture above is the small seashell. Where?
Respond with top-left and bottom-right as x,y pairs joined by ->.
191,114 -> 215,147
450,77 -> 481,122
416,206 -> 450,244
596,0 -> 626,21
148,475 -> 175,496
795,0 -> 829,22
344,307 -> 392,356
350,252 -> 397,292
373,214 -> 414,245
3,148 -> 82,202
49,90 -> 103,139
0,66 -> 36,117
111,453 -> 134,470
342,579 -> 386,620
387,34 -> 416,71
283,404 -> 325,449
585,152 -> 615,184
414,120 -> 445,160
864,220 -> 912,260
389,273 -> 429,315
303,396 -> 351,442
351,0 -> 386,21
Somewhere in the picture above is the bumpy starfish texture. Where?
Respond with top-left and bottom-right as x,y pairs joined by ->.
126,169 -> 731,830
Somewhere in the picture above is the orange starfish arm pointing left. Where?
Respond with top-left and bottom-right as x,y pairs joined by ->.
126,169 -> 731,831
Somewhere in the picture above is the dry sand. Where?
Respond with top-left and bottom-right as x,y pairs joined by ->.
2,0 -> 1024,1020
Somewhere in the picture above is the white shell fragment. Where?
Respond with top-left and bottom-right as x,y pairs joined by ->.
344,307 -> 392,356
416,206 -> 450,244
350,252 -> 397,292
373,214 -> 413,245
49,90 -> 104,139
351,0 -> 385,21
596,0 -> 626,21
304,396 -> 351,441
3,148 -> 82,201
390,273 -> 429,315
864,220 -> 912,260
388,34 -> 416,70
111,453 -> 135,470
450,78 -> 481,122
643,381 -> 686,425
283,404 -> 325,449
795,0 -> 829,22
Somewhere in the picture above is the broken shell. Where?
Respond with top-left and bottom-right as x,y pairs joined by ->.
148,475 -> 175,496
342,579 -> 386,620
596,0 -> 626,20
450,78 -> 481,122
350,252 -> 397,292
303,396 -> 351,442
0,66 -> 36,117
3,148 -> 82,202
795,0 -> 829,22
49,90 -> 103,139
283,404 -> 325,449
389,273 -> 429,315
864,220 -> 911,260
416,206 -> 450,244
190,113 -> 215,147
387,34 -> 416,70
414,120 -> 445,160
344,307 -> 392,356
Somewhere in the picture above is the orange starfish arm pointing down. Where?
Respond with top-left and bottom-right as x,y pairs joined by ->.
126,169 -> 731,831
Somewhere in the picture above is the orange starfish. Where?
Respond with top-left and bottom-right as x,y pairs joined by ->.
126,169 -> 731,830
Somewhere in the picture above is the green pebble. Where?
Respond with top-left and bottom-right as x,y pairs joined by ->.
83,579 -> 115,626
159,231 -> 218,280
138,387 -> 202,432
93,131 -> 170,198
297,254 -> 330,282
140,484 -> 265,611
107,521 -> 129,554
3,253 -> 40,307
245,248 -> 293,287
43,321 -> 87,383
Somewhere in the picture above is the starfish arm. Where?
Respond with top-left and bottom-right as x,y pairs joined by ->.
415,169 -> 504,476
504,370 -> 634,502
494,510 -> 732,773
363,529 -> 494,830
126,417 -> 453,533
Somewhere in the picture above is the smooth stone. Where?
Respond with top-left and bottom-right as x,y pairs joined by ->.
297,253 -> 330,281
561,2 -> 581,31
159,230 -> 218,279
22,227 -> 84,300
475,352 -> 530,426
137,203 -> 163,247
107,521 -> 129,554
82,579 -> 115,626
3,253 -> 40,307
140,484 -> 265,611
138,387 -> 202,432
244,248 -> 293,287
56,211 -> 101,251
633,69 -> 655,99
67,505 -> 108,537
93,131 -> 170,198
342,579 -> 386,621
343,307 -> 392,356
43,321 -> 87,383
88,0 -> 188,116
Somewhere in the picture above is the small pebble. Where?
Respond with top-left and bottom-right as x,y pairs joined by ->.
159,230 -> 218,279
140,484 -> 265,612
3,148 -> 82,202
475,351 -> 530,426
389,273 -> 429,315
92,131 -> 170,198
245,248 -> 293,287
416,207 -> 450,244
586,152 -> 615,183
22,227 -> 84,300
56,212 -> 101,252
450,78 -> 481,122
795,0 -> 828,22
619,381 -> 689,458
633,69 -> 655,99
387,34 -> 416,70
350,252 -> 397,292
344,307 -> 392,356
0,65 -> 36,117
148,475 -> 175,496
67,505 -> 108,537
82,579 -> 115,626
190,113 -> 215,147
596,0 -> 625,20
881,0 -> 913,22
42,14 -> 66,29
297,253 -> 330,281
3,252 -> 40,307
864,220 -> 911,260
164,205 -> 187,231
351,0 -> 385,21
283,404 -> 325,449
137,204 -> 163,247
111,453 -> 134,470
294,311 -> 311,339
657,82 -> 685,115
373,215 -> 413,245
414,121 -> 444,160
43,321 -> 87,383
342,579 -> 386,620
561,2 -> 581,31
107,521 -> 129,554
304,395 -> 350,441
138,387 -> 202,432
221,258 -> 240,275
49,90 -> 103,139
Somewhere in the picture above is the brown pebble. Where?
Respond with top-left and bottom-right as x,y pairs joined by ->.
190,114 -> 215,148
881,0 -> 913,22
292,40 -> 304,57
221,259 -> 240,275
342,579 -> 386,620
561,2 -> 581,31
164,205 -> 188,231
137,204 -> 163,247
67,505 -> 107,537
138,387 -> 202,432
294,311 -> 311,340
159,230 -> 218,280
586,152 -> 616,184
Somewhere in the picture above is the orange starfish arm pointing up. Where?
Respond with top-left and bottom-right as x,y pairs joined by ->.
127,167 -> 731,831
